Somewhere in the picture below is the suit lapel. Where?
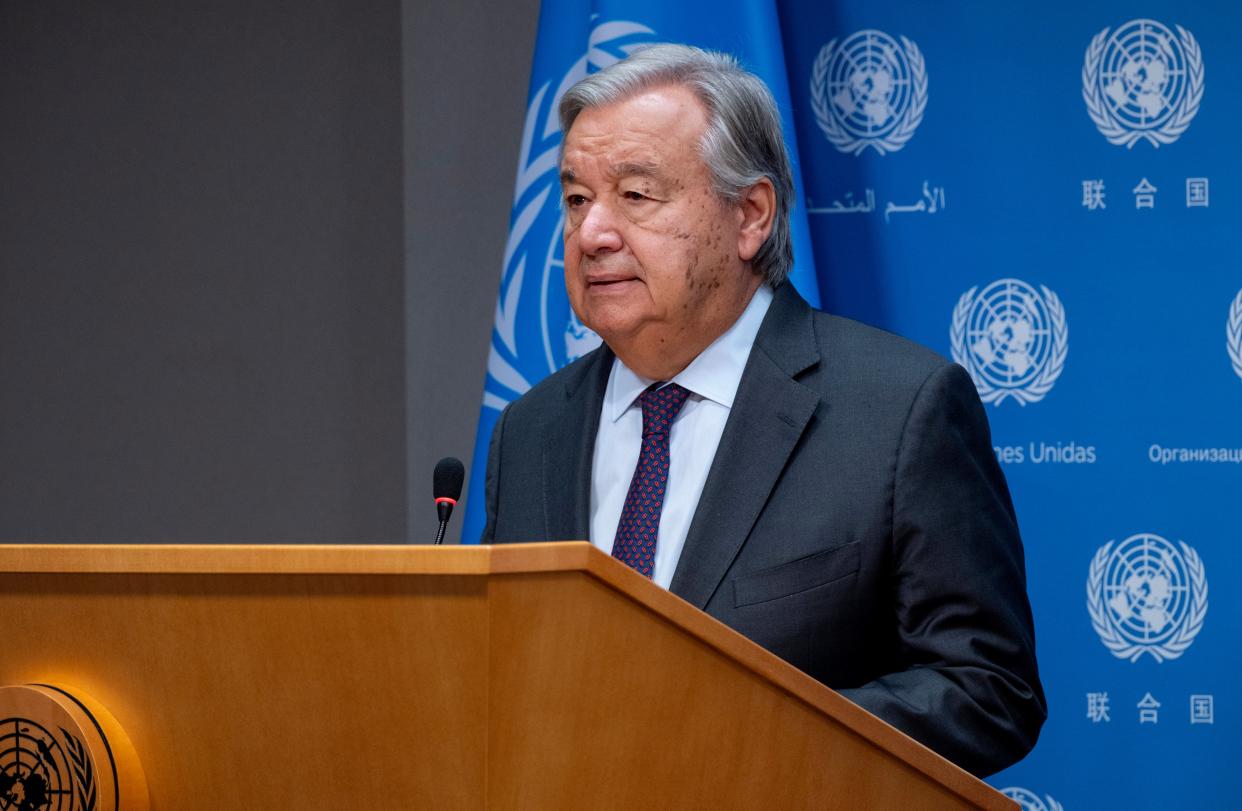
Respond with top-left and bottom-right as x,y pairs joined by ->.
541,346 -> 613,541
669,285 -> 822,609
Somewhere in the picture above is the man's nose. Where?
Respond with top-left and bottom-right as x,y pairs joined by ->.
576,200 -> 624,256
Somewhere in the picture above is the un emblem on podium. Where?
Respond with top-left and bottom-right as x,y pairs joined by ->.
0,684 -> 146,811
810,30 -> 928,156
0,717 -> 91,810
1088,533 -> 1209,663
950,279 -> 1068,406
1082,19 -> 1204,148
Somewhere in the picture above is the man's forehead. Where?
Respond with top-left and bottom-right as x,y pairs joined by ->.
560,86 -> 708,181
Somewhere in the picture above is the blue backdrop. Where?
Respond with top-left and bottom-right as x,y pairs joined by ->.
466,3 -> 1240,807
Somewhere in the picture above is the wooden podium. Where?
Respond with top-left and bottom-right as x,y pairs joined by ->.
0,543 -> 1014,809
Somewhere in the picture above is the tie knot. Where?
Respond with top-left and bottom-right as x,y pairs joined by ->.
638,383 -> 690,437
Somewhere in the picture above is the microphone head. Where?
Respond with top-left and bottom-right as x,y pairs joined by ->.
433,457 -> 465,502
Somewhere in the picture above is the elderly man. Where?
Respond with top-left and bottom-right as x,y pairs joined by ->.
482,44 -> 1044,777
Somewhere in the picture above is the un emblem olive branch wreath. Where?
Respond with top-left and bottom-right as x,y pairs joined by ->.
809,40 -> 857,153
60,726 -> 97,811
1087,540 -> 1208,663
810,35 -> 928,156
1082,23 -> 1204,148
1227,288 -> 1242,381
950,284 -> 1067,406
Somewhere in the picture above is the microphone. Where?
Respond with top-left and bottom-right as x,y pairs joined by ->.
432,457 -> 465,545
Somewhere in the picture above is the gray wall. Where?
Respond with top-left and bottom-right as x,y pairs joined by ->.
0,1 -> 537,543
402,0 -> 538,543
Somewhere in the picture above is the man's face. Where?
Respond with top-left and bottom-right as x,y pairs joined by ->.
560,86 -> 760,360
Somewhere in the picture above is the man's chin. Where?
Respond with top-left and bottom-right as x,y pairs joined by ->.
580,311 -> 649,352
578,289 -> 649,328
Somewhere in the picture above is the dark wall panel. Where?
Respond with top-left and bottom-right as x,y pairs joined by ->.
0,1 -> 406,542
401,0 -> 538,543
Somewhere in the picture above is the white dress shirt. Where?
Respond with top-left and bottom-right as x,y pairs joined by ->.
589,285 -> 774,588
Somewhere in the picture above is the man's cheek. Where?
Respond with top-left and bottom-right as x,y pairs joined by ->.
626,207 -> 684,235
563,259 -> 581,289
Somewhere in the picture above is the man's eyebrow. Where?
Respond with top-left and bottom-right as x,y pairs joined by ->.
559,162 -> 664,186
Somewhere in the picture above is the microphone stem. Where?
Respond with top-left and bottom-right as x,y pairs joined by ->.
433,520 -> 448,546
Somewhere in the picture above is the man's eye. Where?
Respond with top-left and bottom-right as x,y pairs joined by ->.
622,190 -> 648,201
566,194 -> 587,207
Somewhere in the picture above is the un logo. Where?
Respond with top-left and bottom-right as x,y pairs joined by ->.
1228,288 -> 1242,382
0,717 -> 93,811
1000,788 -> 1063,811
0,684 -> 146,811
950,279 -> 1067,406
810,30 -> 928,156
1082,19 -> 1204,148
1088,533 -> 1209,663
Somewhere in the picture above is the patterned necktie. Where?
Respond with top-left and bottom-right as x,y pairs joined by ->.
611,383 -> 691,578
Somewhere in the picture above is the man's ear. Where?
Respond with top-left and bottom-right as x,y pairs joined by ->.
736,178 -> 776,263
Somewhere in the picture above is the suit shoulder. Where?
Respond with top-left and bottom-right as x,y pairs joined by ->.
813,311 -> 949,384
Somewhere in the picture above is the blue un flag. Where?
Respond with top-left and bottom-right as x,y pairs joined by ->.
460,0 -> 820,543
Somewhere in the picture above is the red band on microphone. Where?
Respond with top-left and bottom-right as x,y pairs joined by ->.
435,497 -> 457,506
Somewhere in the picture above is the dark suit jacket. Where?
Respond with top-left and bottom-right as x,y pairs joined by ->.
482,282 -> 1046,776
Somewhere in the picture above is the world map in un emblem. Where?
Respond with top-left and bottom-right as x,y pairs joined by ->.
1082,19 -> 1204,148
810,30 -> 928,155
1088,533 -> 1208,663
1000,787 -> 1064,811
2,719 -> 71,811
950,279 -> 1067,406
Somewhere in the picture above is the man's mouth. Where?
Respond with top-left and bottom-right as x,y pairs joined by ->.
586,275 -> 639,289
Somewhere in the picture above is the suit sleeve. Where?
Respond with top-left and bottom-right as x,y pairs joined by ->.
478,403 -> 510,545
836,362 -> 1046,777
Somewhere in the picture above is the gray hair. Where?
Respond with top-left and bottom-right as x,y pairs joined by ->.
559,44 -> 795,287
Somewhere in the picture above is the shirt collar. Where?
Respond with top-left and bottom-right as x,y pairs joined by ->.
605,284 -> 775,422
